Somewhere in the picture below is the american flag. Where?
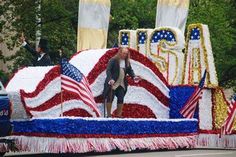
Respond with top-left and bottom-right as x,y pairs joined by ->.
61,59 -> 100,117
221,95 -> 236,135
151,30 -> 176,43
180,70 -> 207,118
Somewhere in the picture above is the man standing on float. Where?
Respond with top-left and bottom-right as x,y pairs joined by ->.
103,47 -> 140,118
20,35 -> 51,66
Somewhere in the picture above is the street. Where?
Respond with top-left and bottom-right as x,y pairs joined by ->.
5,149 -> 236,157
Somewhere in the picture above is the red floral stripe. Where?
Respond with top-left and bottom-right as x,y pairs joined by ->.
86,48 -> 117,84
112,103 -> 157,118
95,96 -> 157,118
12,132 -> 197,139
128,48 -> 168,85
84,48 -> 168,86
94,95 -> 103,103
199,129 -> 236,134
20,66 -> 60,98
25,91 -> 78,111
25,93 -> 62,111
127,77 -> 169,106
63,108 -> 93,117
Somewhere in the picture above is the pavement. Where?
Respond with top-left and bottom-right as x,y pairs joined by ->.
4,149 -> 236,157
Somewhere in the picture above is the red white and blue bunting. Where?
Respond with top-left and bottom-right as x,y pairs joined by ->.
0,118 -> 198,153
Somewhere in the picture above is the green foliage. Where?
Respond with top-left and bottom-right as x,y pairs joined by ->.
187,0 -> 236,88
0,0 -> 78,71
40,0 -> 78,63
0,0 -> 235,89
0,70 -> 9,85
108,0 -> 156,47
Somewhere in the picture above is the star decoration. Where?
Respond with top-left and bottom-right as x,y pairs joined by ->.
190,27 -> 200,40
138,32 -> 147,44
121,33 -> 129,45
151,30 -> 176,43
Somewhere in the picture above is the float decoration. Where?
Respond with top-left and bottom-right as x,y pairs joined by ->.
118,23 -> 236,149
1,118 -> 198,153
1,22 -> 235,153
119,30 -> 137,49
119,27 -> 185,85
183,23 -> 218,87
6,48 -> 170,119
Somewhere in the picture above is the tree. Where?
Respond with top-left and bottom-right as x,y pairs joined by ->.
187,0 -> 236,90
0,0 -> 78,72
108,0 -> 156,47
0,0 -> 235,90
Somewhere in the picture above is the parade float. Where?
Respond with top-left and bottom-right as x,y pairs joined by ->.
119,23 -> 236,148
0,23 -> 235,154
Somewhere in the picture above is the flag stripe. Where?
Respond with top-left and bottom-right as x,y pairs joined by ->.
61,82 -> 96,107
181,93 -> 200,113
61,84 -> 98,114
62,75 -> 94,99
183,103 -> 197,118
80,79 -> 95,99
61,83 -> 93,106
182,101 -> 198,118
61,76 -> 95,103
61,82 -> 98,113
182,88 -> 201,109
221,99 -> 236,135
180,70 -> 206,118
180,89 -> 201,115
226,110 -> 236,130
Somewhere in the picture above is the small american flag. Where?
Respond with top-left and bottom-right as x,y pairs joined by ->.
61,59 -> 100,116
221,95 -> 236,135
180,70 -> 207,118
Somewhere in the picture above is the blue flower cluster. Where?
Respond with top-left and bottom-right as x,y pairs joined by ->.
12,118 -> 198,136
190,27 -> 200,40
169,86 -> 199,119
151,30 -> 176,43
121,33 -> 129,46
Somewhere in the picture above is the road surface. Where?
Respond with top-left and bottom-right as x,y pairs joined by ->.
5,149 -> 236,157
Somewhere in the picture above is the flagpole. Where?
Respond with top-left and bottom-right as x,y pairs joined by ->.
35,0 -> 41,48
60,59 -> 63,117
61,89 -> 63,117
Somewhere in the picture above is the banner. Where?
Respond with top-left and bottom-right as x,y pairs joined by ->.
155,0 -> 190,33
77,0 -> 111,51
